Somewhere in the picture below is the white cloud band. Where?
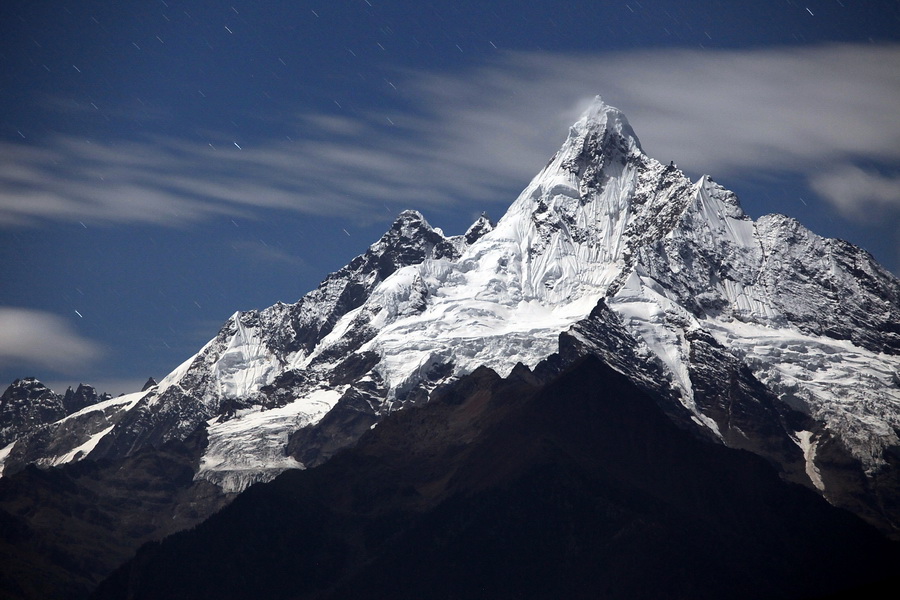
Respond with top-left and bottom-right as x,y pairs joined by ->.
1,43 -> 898,226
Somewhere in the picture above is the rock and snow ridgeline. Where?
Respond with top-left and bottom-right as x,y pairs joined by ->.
2,98 -> 899,506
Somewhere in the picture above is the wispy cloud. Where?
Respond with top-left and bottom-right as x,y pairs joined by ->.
0,136 -> 373,227
229,239 -> 309,267
0,308 -> 104,374
2,43 -> 898,226
809,166 -> 900,221
399,43 -> 900,216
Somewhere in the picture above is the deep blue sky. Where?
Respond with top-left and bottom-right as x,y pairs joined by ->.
2,0 -> 899,395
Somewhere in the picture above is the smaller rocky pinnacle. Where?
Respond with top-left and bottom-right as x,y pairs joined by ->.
141,377 -> 159,392
465,212 -> 495,245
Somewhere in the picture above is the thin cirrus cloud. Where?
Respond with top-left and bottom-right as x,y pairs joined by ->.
0,308 -> 104,374
228,239 -> 309,267
809,166 -> 900,221
1,43 -> 898,228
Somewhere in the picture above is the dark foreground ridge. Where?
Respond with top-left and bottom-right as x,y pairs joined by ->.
93,356 -> 898,600
0,427 -> 230,600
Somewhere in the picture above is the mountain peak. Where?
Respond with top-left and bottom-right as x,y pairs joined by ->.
373,210 -> 436,251
489,97 -> 692,303
504,98 -> 647,224
392,208 -> 427,227
8,376 -> 50,391
5,95 -> 898,542
571,96 -> 641,152
464,212 -> 495,245
62,383 -> 109,414
1,377 -> 66,447
367,210 -> 461,274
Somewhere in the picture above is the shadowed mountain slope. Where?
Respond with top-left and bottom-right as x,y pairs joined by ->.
0,427 -> 230,600
92,356 -> 897,600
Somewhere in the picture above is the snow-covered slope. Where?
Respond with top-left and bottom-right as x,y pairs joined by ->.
622,175 -> 900,470
2,99 -> 899,524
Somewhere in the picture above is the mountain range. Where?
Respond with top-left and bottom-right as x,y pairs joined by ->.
2,97 -> 899,598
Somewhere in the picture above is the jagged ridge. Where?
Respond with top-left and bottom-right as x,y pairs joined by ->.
1,98 -> 898,539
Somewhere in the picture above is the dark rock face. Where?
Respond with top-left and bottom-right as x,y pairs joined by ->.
562,300 -> 900,538
463,212 -> 494,245
92,357 -> 898,600
0,378 -> 66,447
286,386 -> 381,469
683,329 -> 814,484
561,126 -> 633,193
812,429 -> 900,539
62,384 -> 111,415
88,390 -> 203,462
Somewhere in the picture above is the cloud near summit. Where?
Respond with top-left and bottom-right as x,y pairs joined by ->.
1,43 -> 898,226
402,43 -> 900,218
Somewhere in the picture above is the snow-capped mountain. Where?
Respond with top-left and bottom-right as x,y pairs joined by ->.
2,97 -> 898,533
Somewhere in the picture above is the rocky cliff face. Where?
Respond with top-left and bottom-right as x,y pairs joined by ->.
0,378 -> 67,448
